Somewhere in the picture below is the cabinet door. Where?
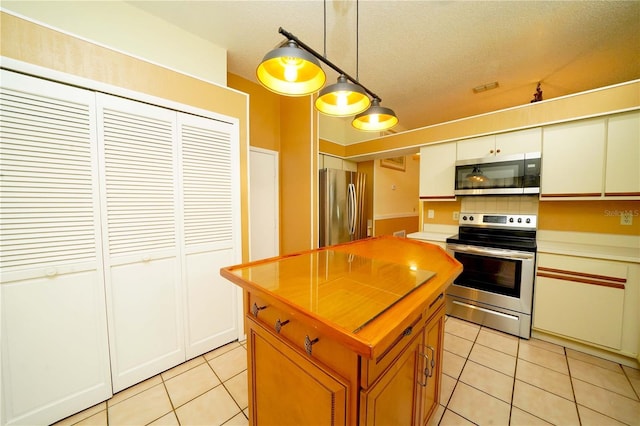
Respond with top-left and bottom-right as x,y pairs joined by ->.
419,143 -> 456,200
360,331 -> 422,426
534,254 -> 627,349
0,70 -> 112,425
541,118 -> 606,197
97,94 -> 185,392
248,319 -> 347,426
417,310 -> 444,425
456,135 -> 496,160
605,111 -> 640,196
495,128 -> 542,156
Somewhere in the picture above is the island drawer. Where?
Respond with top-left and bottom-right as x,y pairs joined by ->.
360,291 -> 444,388
247,293 -> 355,378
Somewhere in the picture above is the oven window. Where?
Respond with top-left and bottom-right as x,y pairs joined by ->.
454,252 -> 522,297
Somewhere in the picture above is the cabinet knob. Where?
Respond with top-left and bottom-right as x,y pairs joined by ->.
274,318 -> 289,333
251,302 -> 267,317
496,149 -> 501,154
490,149 -> 494,154
304,335 -> 319,356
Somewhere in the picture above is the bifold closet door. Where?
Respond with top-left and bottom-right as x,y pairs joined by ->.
0,70 -> 112,425
97,94 -> 185,392
178,113 -> 241,358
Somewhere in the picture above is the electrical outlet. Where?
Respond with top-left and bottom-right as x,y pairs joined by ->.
427,209 -> 435,219
621,211 -> 633,226
453,211 -> 460,221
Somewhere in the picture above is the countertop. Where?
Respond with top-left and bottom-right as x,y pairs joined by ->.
220,236 -> 462,359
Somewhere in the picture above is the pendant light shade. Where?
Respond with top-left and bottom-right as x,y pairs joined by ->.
256,40 -> 326,96
352,99 -> 399,131
315,75 -> 371,116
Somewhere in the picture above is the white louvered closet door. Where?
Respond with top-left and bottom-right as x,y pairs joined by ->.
97,94 -> 185,392
0,70 -> 112,426
178,112 -> 241,358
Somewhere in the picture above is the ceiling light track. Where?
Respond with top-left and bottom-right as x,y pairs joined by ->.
257,26 -> 398,131
277,27 -> 380,102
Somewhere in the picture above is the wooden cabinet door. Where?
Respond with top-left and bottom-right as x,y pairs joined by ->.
419,142 -> 456,200
248,319 -> 348,426
605,111 -> 640,196
360,331 -> 422,426
417,310 -> 444,426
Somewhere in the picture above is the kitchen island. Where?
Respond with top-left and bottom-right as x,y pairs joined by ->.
220,236 -> 462,425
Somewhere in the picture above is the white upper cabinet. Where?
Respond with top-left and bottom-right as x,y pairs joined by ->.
605,111 -> 640,197
541,118 -> 606,197
457,128 -> 541,160
419,142 -> 457,200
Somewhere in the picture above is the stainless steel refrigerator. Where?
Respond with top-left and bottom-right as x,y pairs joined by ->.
319,168 -> 367,247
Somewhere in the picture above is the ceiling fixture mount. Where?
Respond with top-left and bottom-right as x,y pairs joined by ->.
256,0 -> 398,131
530,82 -> 543,103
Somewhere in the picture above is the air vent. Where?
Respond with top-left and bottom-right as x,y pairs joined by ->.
473,82 -> 499,94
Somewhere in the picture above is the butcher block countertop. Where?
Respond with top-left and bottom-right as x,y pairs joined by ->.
220,235 -> 462,360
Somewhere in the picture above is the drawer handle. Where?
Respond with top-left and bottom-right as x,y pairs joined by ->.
274,319 -> 290,333
429,293 -> 444,309
403,326 -> 413,337
304,335 -> 319,356
251,303 -> 267,317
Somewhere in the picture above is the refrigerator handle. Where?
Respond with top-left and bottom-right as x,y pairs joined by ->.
348,183 -> 356,235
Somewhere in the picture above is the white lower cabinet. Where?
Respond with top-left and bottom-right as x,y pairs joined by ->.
1,70 -> 241,424
533,253 -> 636,354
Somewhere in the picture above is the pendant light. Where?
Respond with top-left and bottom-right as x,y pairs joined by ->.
352,98 -> 399,131
315,74 -> 370,116
256,40 -> 326,96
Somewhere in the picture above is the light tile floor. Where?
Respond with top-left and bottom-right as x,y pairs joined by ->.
55,317 -> 640,426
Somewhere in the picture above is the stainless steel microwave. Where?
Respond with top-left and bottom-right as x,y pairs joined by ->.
454,152 -> 541,196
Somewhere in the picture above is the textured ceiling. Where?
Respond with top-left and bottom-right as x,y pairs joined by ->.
128,0 -> 640,136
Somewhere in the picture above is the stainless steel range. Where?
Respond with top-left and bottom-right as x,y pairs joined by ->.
445,213 -> 537,339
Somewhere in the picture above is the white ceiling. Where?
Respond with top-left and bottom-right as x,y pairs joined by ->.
128,1 -> 640,134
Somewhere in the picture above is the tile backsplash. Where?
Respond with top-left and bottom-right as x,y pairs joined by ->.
460,195 -> 539,214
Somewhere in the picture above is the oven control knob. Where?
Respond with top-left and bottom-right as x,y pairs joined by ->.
517,218 -> 522,223
469,216 -> 474,221
462,215 -> 468,221
509,218 -> 514,223
526,218 -> 531,223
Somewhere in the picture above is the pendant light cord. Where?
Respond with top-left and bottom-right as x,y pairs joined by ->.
356,0 -> 359,81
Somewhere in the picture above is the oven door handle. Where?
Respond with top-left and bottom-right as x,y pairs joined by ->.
448,244 -> 535,260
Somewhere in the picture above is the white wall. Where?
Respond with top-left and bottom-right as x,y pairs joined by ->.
1,0 -> 227,85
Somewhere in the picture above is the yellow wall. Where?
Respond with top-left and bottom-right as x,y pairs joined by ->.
280,96 -> 317,254
227,73 -> 280,152
374,217 -> 420,237
421,200 -> 463,227
1,12 -> 252,260
539,200 -> 640,235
